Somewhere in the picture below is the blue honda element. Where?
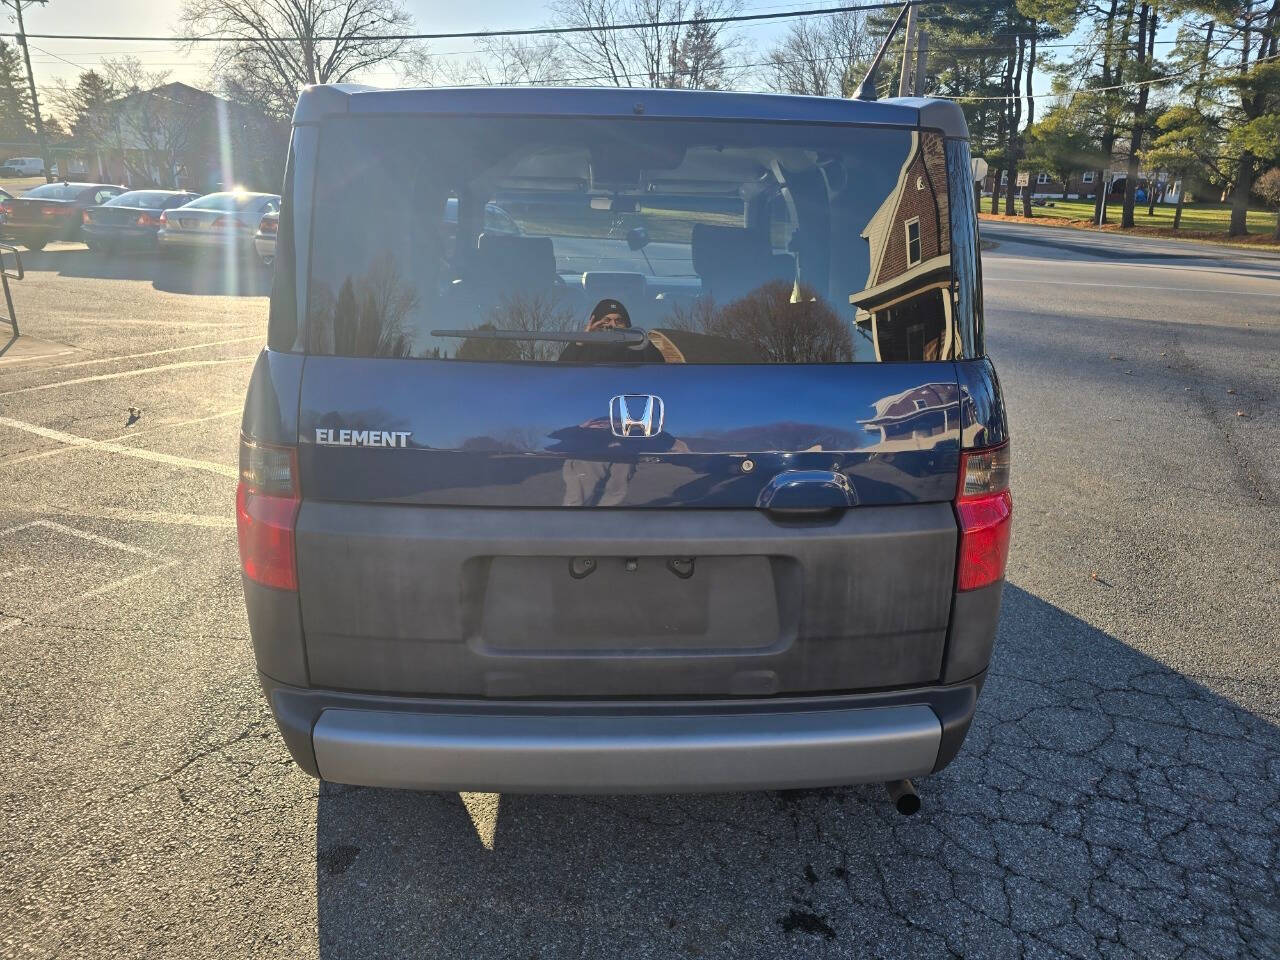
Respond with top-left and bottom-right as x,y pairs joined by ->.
237,85 -> 1011,807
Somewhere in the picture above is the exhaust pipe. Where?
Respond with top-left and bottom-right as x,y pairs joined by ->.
885,779 -> 920,816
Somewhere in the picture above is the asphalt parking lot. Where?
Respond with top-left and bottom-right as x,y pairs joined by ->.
0,228 -> 1277,959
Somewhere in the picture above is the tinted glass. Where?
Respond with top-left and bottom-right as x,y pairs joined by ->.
23,183 -> 84,200
106,191 -> 183,207
303,116 -> 969,363
184,192 -> 272,211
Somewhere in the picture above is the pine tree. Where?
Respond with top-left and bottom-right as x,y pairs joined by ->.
0,39 -> 34,142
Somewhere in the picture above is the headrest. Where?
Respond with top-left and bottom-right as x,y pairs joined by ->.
690,224 -> 771,278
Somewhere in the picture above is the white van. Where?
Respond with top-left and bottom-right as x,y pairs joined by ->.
2,157 -> 46,176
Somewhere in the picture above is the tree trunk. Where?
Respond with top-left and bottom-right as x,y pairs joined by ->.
1121,3 -> 1152,229
990,168 -> 1004,214
1021,31 -> 1038,218
1173,187 -> 1185,229
1229,149 -> 1254,236
1004,36 -> 1025,217
1273,209 -> 1280,240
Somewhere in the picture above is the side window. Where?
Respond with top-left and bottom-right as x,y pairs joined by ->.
483,205 -> 516,235
94,189 -> 117,203
904,218 -> 922,266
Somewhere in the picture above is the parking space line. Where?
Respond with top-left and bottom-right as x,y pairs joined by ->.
51,337 -> 262,370
0,356 -> 258,398
0,559 -> 182,636
0,409 -> 241,471
0,519 -> 159,559
6,505 -> 235,529
0,415 -> 237,479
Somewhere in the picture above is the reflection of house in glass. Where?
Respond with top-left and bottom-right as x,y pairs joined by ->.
848,132 -> 957,362
859,382 -> 960,449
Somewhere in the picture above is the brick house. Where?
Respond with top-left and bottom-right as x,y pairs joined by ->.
848,131 -> 956,362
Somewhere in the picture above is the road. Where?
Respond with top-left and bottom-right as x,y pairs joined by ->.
0,228 -> 1277,959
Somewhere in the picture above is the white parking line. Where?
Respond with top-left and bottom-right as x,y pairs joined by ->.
0,559 -> 182,636
0,356 -> 258,397
0,415 -> 237,479
0,409 -> 241,470
50,337 -> 262,370
0,519 -> 158,558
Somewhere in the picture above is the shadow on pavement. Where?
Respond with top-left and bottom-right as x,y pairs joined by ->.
13,246 -> 272,297
313,586 -> 1279,959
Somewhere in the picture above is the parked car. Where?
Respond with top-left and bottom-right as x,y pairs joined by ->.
158,191 -> 280,255
1,157 -> 45,177
239,85 -> 1010,803
254,210 -> 278,266
81,189 -> 203,254
3,182 -> 126,250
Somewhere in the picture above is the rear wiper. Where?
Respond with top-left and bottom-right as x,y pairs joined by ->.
431,328 -> 649,346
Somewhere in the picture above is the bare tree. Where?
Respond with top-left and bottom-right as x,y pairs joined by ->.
762,11 -> 875,98
100,58 -> 207,187
179,0 -> 419,119
415,36 -> 567,87
549,0 -> 743,88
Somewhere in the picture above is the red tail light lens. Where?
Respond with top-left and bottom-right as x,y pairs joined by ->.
136,212 -> 156,227
0,200 -> 11,215
236,437 -> 300,591
259,216 -> 278,235
955,443 -> 1012,592
81,210 -> 92,224
158,210 -> 168,225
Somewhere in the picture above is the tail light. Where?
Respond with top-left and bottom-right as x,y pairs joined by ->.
259,216 -> 278,235
954,442 -> 1012,592
236,437 -> 300,591
158,210 -> 168,225
136,212 -> 157,227
81,210 -> 93,224
0,200 -> 11,215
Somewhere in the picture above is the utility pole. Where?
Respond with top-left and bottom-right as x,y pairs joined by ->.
897,4 -> 919,96
9,0 -> 52,183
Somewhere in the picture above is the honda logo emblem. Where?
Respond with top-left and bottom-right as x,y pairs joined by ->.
609,394 -> 664,438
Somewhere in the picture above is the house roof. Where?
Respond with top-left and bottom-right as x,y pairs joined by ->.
292,84 -> 970,139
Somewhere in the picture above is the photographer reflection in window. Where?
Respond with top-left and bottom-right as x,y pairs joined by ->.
558,299 -> 666,364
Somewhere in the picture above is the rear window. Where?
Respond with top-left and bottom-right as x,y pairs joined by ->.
185,192 -> 272,211
22,183 -> 85,201
300,116 -> 980,363
107,191 -> 187,207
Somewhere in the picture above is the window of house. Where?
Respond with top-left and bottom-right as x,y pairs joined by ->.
905,218 -> 922,266
1082,171 -> 1095,183
1036,173 -> 1049,185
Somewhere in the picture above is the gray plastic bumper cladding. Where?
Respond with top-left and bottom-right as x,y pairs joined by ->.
261,673 -> 985,793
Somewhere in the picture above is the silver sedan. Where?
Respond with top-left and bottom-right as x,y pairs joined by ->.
159,191 -> 280,255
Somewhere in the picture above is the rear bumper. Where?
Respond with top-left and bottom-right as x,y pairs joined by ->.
158,229 -> 254,251
260,672 -> 984,793
83,224 -> 157,247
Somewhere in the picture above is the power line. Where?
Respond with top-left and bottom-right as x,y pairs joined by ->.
0,0 -> 940,43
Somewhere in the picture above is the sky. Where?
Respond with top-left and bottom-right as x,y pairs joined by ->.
5,0 -> 1180,119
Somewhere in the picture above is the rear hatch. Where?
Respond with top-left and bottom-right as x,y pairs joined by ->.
286,109 -> 981,698
86,205 -> 151,226
9,197 -> 72,224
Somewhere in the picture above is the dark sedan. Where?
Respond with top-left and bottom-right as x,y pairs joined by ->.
82,189 -> 203,254
2,182 -> 125,250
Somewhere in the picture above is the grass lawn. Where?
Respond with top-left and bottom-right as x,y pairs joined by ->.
0,175 -> 55,194
994,197 -> 1279,236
